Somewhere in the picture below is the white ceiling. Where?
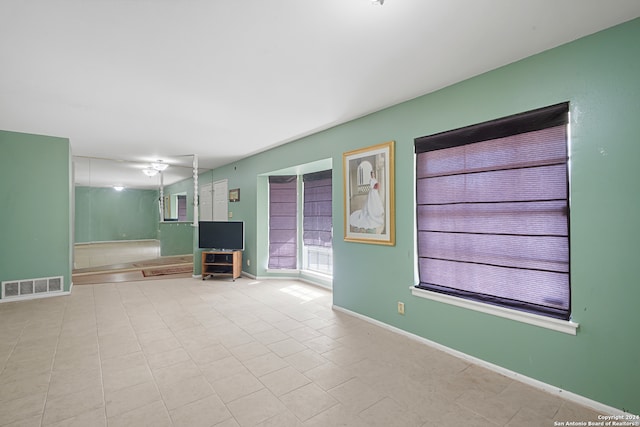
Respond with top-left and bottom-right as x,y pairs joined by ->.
2,1 -> 639,189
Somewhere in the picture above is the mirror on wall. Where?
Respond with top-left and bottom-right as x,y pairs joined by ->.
164,192 -> 188,221
73,156 -> 195,271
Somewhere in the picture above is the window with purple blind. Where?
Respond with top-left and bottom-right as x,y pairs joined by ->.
303,170 -> 332,248
414,103 -> 570,320
268,176 -> 298,269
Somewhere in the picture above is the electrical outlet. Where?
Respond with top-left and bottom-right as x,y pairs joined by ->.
247,259 -> 250,266
228,211 -> 233,218
397,302 -> 405,315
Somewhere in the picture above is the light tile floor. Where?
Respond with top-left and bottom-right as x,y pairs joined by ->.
0,277 -> 603,426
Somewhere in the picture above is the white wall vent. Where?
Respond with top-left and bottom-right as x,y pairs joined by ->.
2,276 -> 63,299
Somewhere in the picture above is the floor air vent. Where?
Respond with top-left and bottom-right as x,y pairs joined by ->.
2,276 -> 63,299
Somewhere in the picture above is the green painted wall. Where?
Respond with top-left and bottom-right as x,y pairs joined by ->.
74,186 -> 159,243
0,130 -> 72,293
159,222 -> 193,257
204,19 -> 640,413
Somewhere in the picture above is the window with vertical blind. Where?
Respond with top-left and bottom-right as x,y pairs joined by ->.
268,176 -> 297,269
303,170 -> 333,274
414,103 -> 570,320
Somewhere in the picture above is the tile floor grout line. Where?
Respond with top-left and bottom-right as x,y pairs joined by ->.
38,293 -> 67,427
228,281 -> 345,424
133,279 -> 244,426
184,279 -> 308,425
91,284 -> 109,427
0,313 -> 24,380
191,282 -> 259,426
114,281 -> 175,425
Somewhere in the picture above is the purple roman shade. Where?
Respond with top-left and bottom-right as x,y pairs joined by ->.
414,103 -> 570,320
303,170 -> 332,248
268,176 -> 297,269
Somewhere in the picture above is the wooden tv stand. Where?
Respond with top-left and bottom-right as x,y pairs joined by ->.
201,251 -> 242,281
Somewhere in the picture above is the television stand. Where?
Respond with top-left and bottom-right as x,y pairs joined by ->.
201,250 -> 242,281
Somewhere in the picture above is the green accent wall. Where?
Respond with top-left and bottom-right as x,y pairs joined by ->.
204,19 -> 640,413
159,222 -> 193,257
74,186 -> 159,243
0,130 -> 72,293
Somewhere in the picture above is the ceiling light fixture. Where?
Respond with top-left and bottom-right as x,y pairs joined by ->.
371,0 -> 384,5
151,160 -> 169,171
142,168 -> 159,177
113,186 -> 125,191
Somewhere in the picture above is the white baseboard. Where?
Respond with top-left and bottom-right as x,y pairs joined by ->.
332,304 -> 635,417
249,271 -> 331,290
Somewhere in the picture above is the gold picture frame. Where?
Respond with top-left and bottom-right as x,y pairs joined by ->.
343,140 -> 395,245
229,188 -> 240,202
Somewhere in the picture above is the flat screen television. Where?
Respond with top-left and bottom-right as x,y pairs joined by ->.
198,221 -> 245,251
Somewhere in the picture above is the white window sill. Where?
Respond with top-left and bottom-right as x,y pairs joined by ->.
300,269 -> 333,281
411,286 -> 579,335
266,269 -> 299,274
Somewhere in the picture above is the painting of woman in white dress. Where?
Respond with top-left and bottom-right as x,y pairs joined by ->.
343,141 -> 395,245
349,170 -> 385,231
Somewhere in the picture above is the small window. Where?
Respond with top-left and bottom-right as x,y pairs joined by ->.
414,103 -> 570,320
268,176 -> 298,269
303,170 -> 333,275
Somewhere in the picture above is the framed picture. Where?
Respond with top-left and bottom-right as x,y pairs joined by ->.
343,140 -> 395,245
229,188 -> 240,202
